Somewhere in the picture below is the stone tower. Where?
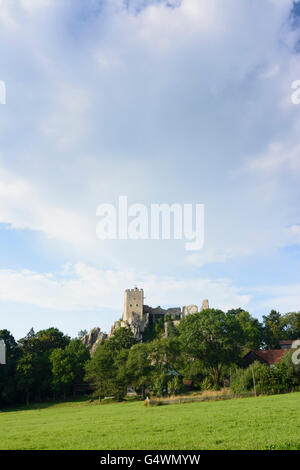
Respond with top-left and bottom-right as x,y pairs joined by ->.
201,299 -> 209,310
123,287 -> 144,324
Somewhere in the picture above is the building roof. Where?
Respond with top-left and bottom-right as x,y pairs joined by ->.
279,340 -> 294,345
244,349 -> 287,365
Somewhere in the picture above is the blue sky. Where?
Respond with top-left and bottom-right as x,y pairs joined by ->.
0,0 -> 300,340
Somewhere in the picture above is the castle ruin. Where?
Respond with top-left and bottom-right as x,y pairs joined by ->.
82,287 -> 210,349
118,287 -> 209,340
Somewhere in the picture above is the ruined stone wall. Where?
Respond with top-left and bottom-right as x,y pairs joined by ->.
143,305 -> 182,319
183,305 -> 198,316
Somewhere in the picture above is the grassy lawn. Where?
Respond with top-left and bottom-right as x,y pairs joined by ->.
0,392 -> 300,450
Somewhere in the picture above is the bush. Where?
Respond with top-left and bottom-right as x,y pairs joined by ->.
152,374 -> 167,397
201,376 -> 216,391
167,376 -> 183,396
231,360 -> 295,396
230,365 -> 254,394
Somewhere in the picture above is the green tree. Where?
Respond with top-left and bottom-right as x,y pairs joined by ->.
16,353 -> 37,406
85,343 -> 116,402
178,309 -> 244,388
85,328 -> 137,402
18,328 -> 71,402
19,327 -> 70,354
50,349 -> 74,399
228,309 -> 263,351
106,327 -> 138,352
282,312 -> 300,340
147,337 -> 182,396
127,343 -> 153,398
78,330 -> 88,338
262,310 -> 285,349
50,339 -> 89,399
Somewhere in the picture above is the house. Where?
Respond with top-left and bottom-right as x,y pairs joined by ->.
242,338 -> 300,368
242,349 -> 287,368
279,340 -> 295,350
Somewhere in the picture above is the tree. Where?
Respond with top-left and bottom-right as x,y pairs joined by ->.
113,348 -> 130,401
85,328 -> 137,402
146,337 -> 182,396
127,343 -> 153,398
106,327 -> 138,352
50,349 -> 74,399
178,309 -> 244,388
18,328 -> 71,402
78,330 -> 88,338
19,327 -> 70,354
282,312 -> 300,340
227,309 -> 263,351
85,343 -> 116,401
148,337 -> 182,370
65,339 -> 90,383
16,353 -> 37,406
50,340 -> 89,399
262,310 -> 285,349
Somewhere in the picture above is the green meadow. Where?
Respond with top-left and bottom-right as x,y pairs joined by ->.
1,392 -> 300,450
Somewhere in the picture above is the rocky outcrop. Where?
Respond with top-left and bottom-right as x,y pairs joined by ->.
81,327 -> 107,354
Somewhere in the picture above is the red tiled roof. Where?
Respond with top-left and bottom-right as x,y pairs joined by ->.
245,349 -> 287,364
279,340 -> 293,345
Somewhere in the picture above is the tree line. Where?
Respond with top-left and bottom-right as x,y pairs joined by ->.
0,308 -> 300,406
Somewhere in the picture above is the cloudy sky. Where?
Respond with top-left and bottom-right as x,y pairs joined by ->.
0,0 -> 300,339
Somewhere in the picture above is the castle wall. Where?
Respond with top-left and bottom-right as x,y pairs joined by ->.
121,288 -> 209,340
183,305 -> 198,316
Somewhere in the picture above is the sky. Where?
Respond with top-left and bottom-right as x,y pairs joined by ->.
0,0 -> 300,340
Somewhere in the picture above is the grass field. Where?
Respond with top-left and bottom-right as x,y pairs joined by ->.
1,392 -> 300,450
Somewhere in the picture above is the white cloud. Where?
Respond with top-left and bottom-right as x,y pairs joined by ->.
19,0 -> 52,14
0,263 -> 250,313
253,282 -> 300,313
283,224 -> 300,245
247,142 -> 300,173
0,168 -> 93,246
259,64 -> 280,79
0,0 -> 18,30
0,0 -> 299,277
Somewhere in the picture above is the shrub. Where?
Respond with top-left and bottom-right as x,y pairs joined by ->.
231,360 -> 295,396
201,376 -> 215,391
167,376 -> 183,396
152,374 -> 167,397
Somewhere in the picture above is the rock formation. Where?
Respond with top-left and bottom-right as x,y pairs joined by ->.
81,327 -> 107,354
